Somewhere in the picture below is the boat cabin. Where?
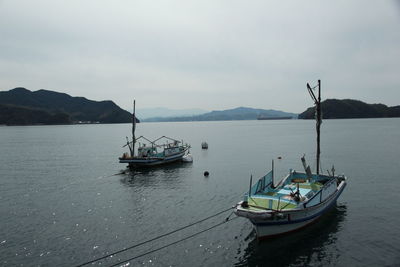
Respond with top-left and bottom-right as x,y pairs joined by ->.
137,145 -> 158,157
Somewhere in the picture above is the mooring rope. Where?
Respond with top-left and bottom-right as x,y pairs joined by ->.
108,216 -> 238,267
74,207 -> 234,267
58,171 -> 126,192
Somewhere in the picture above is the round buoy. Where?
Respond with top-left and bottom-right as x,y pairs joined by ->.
204,171 -> 209,177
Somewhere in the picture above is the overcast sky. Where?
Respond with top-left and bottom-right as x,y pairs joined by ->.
1,0 -> 399,113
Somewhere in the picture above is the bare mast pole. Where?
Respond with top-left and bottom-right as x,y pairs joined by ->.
131,100 -> 136,157
307,80 -> 322,175
316,80 -> 321,175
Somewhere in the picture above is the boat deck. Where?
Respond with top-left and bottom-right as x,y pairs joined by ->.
246,197 -> 297,211
245,178 -> 324,212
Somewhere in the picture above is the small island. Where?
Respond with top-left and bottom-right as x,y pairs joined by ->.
299,99 -> 400,119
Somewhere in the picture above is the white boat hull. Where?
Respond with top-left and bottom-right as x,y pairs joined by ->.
119,150 -> 187,167
254,214 -> 320,238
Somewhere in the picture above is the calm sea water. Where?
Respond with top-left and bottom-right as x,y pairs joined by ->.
1,119 -> 400,266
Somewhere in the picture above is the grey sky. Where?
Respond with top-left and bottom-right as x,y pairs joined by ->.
1,0 -> 399,113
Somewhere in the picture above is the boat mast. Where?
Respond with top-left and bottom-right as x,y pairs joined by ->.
316,80 -> 321,175
307,80 -> 322,175
131,100 -> 136,157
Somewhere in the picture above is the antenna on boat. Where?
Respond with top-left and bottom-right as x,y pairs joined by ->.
271,159 -> 275,189
248,174 -> 253,198
307,80 -> 321,175
131,100 -> 136,157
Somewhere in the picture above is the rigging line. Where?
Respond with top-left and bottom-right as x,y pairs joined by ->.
74,207 -> 233,267
59,171 -> 123,192
108,217 -> 239,267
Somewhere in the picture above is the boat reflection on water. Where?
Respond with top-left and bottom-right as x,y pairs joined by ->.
118,161 -> 193,188
235,203 -> 347,267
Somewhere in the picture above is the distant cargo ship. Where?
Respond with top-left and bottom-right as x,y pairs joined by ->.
257,116 -> 294,120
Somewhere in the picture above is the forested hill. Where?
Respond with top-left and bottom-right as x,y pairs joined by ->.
0,87 -> 132,125
299,99 -> 400,119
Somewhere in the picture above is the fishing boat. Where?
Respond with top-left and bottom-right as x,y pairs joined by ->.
257,115 -> 293,120
234,80 -> 347,239
119,101 -> 191,168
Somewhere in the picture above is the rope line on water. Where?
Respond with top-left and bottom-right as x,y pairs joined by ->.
59,171 -> 125,192
74,207 -> 234,267
108,216 -> 239,267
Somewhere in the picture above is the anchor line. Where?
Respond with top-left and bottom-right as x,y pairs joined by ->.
108,216 -> 239,267
58,171 -> 125,192
74,207 -> 234,267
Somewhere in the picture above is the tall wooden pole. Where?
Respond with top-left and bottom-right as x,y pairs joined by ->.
131,100 -> 136,157
316,80 -> 321,175
307,80 -> 322,176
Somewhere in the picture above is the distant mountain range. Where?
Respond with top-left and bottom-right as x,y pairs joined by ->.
299,99 -> 400,119
2,87 -> 398,126
137,107 -> 208,119
143,107 -> 297,122
0,87 -> 132,125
